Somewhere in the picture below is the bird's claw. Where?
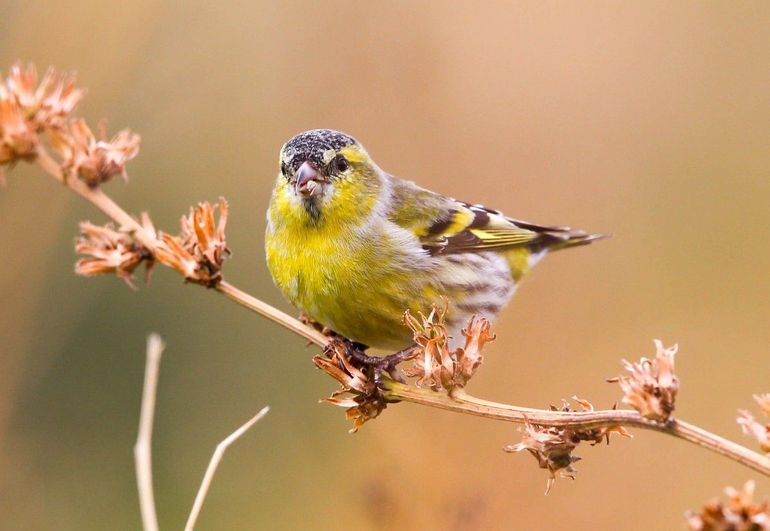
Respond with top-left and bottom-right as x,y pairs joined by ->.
325,337 -> 418,387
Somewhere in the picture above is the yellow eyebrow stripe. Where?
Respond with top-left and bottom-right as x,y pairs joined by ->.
338,145 -> 368,164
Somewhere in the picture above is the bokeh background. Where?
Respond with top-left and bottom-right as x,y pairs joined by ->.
1,2 -> 769,530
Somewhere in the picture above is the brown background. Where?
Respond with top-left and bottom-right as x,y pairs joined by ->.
1,2 -> 769,529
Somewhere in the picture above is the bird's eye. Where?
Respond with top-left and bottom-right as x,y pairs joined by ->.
280,162 -> 288,176
334,155 -> 349,173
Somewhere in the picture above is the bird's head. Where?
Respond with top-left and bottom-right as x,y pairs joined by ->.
272,129 -> 382,225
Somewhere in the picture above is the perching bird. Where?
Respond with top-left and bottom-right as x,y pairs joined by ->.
265,129 -> 604,352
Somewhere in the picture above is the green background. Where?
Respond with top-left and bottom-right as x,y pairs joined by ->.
1,2 -> 769,529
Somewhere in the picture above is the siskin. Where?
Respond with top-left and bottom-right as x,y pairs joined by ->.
266,129 -> 605,352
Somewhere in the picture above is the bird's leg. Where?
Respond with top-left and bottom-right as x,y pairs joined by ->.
347,344 -> 420,385
379,345 -> 420,383
308,316 -> 419,384
326,337 -> 419,386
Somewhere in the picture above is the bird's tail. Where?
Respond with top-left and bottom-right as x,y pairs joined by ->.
503,228 -> 607,281
543,231 -> 610,252
506,216 -> 609,254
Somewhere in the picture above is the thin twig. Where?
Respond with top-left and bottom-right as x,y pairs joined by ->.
217,281 -> 327,346
37,146 -> 325,345
31,147 -> 770,479
381,382 -> 770,476
37,145 -> 159,250
184,406 -> 270,531
134,333 -> 164,531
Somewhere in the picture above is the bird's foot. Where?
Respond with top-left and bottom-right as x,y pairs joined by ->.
325,337 -> 419,386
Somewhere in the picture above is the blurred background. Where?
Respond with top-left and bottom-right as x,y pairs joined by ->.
1,1 -> 769,529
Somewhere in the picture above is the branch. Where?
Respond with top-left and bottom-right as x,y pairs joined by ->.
134,333 -> 164,531
37,145 -> 327,347
216,281 -> 327,347
184,406 -> 270,531
381,381 -> 770,477
37,146 -> 158,251
132,332 -> 270,531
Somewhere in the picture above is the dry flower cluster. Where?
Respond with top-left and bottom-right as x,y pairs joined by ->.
504,398 -> 630,494
0,63 -> 83,182
50,118 -> 140,186
738,394 -> 770,454
74,200 -> 230,288
687,481 -> 770,530
313,340 -> 390,433
155,199 -> 230,286
0,62 -> 141,187
401,302 -> 494,392
0,63 -> 232,288
75,218 -> 155,287
499,339 -> 679,492
312,302 -> 498,432
607,339 -> 679,422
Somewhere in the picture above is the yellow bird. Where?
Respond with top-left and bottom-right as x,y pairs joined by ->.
266,129 -> 604,352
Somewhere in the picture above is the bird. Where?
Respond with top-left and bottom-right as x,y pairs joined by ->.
265,129 -> 605,353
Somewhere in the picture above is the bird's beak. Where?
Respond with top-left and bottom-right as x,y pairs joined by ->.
294,161 -> 326,198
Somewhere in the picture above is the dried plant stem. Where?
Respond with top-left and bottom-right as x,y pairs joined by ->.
382,382 -> 770,476
132,333 -> 269,531
217,281 -> 327,346
134,333 -> 164,531
184,406 -> 270,531
36,146 -> 327,346
31,148 -> 770,479
37,145 -> 158,249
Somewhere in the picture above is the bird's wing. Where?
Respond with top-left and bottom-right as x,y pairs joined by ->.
387,176 -> 602,255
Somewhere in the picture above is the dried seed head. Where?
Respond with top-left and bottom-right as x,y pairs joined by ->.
505,420 -> 580,495
608,339 -> 679,422
403,302 -> 454,390
0,62 -> 85,183
504,397 -> 630,494
737,394 -> 770,454
155,198 -> 230,286
456,315 -> 495,386
4,63 -> 51,116
686,481 -> 769,530
180,198 -> 229,269
313,339 -> 387,433
0,97 -> 38,179
75,217 -> 154,288
36,71 -> 83,127
755,394 -> 770,417
402,302 -> 494,391
5,63 -> 83,127
737,411 -> 770,454
52,118 -> 140,186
